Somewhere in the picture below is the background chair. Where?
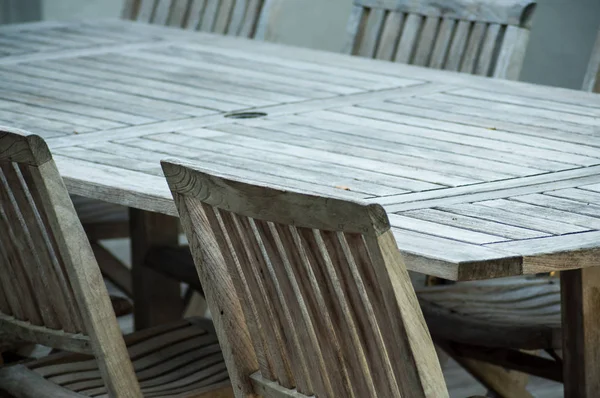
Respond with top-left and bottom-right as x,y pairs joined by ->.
0,129 -> 231,397
163,159 -> 486,398
344,0 -> 537,80
122,0 -> 283,40
583,29 -> 600,92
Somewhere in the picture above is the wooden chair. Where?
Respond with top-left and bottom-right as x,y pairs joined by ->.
0,128 -> 232,397
122,0 -> 283,40
162,159 -> 487,398
344,0 -> 537,80
583,29 -> 600,92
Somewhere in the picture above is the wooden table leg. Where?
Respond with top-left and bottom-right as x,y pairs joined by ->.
130,209 -> 183,330
561,267 -> 600,398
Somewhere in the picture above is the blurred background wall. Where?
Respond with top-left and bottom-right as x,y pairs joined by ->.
3,0 -> 600,90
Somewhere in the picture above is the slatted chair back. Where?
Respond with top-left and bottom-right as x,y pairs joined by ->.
163,159 -> 448,398
121,0 -> 281,39
583,29 -> 600,92
344,0 -> 537,80
0,128 -> 141,397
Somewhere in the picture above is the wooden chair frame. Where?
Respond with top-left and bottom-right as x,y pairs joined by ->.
0,128 -> 141,396
163,158 -> 450,397
122,0 -> 283,40
344,0 -> 537,80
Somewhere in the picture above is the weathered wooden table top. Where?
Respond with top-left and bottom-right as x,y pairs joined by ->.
2,19 -> 600,281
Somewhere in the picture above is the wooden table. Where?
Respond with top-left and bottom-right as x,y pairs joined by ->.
1,19 -> 600,397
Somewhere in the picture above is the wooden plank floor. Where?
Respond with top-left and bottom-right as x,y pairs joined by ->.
102,239 -> 563,397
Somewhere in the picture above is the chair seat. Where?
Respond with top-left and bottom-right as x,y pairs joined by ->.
417,277 -> 561,350
1,318 -> 232,397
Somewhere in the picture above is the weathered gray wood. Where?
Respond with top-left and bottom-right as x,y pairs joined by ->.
123,0 -> 281,39
346,0 -> 536,79
561,268 -> 600,398
583,29 -> 600,92
2,20 -> 600,285
355,0 -> 536,26
165,162 -> 449,397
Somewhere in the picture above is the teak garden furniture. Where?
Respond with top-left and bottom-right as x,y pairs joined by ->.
344,0 -> 536,80
122,0 -> 282,40
0,128 -> 232,398
163,159 -> 485,398
1,20 -> 600,397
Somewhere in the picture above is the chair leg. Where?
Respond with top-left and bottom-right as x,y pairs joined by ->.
451,354 -> 534,398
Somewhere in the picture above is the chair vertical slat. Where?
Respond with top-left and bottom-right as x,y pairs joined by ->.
258,222 -> 322,395
492,25 -> 530,79
121,0 -> 141,19
186,0 -> 208,30
18,164 -> 85,333
5,163 -> 80,333
358,8 -> 387,59
375,11 -> 404,61
294,228 -> 361,397
460,22 -> 487,74
152,0 -> 173,24
475,23 -> 503,76
0,164 -> 58,329
217,210 -> 278,381
199,0 -> 220,31
362,231 -> 448,397
272,223 -> 342,397
445,20 -> 471,71
394,13 -> 422,63
227,0 -> 248,35
583,30 -> 600,92
166,0 -> 190,26
316,230 -> 389,397
176,198 -> 257,397
212,0 -> 234,33
235,215 -> 295,387
429,18 -> 456,69
249,219 -> 311,390
238,0 -> 261,38
412,16 -> 440,66
0,284 -> 10,315
136,0 -> 158,22
343,5 -> 368,55
0,229 -> 27,319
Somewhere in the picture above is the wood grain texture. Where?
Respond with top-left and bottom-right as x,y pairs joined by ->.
346,0 -> 536,78
164,161 -> 449,397
0,129 -> 236,398
561,267 -> 600,398
1,319 -> 234,398
0,127 -> 142,397
355,0 -> 536,26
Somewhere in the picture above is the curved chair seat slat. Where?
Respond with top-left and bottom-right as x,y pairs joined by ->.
1,318 -> 232,398
417,277 -> 561,350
